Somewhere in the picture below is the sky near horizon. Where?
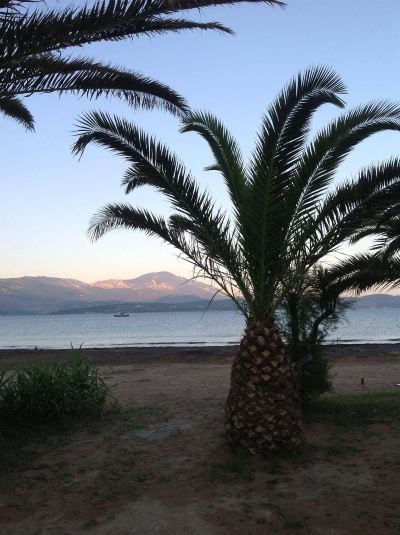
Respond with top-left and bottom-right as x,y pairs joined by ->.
1,0 -> 400,286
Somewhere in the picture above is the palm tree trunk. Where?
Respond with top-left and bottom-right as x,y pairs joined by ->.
225,318 -> 304,453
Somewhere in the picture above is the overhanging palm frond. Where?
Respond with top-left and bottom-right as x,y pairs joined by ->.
1,0 -> 282,128
351,212 -> 400,259
0,94 -> 33,128
2,55 -> 187,115
325,253 -> 400,294
0,0 -> 35,21
152,0 -> 285,13
0,1 -> 283,61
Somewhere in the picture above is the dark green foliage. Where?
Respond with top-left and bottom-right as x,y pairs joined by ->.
0,353 -> 111,433
298,350 -> 332,402
304,391 -> 400,426
280,267 -> 349,400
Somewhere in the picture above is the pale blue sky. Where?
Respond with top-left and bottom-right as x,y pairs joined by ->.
1,0 -> 399,283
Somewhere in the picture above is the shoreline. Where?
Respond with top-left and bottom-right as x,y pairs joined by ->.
0,343 -> 399,370
1,340 -> 400,351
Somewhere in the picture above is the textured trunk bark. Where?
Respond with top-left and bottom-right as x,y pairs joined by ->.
225,318 -> 304,453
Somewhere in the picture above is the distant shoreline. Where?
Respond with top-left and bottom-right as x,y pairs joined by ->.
0,343 -> 399,370
0,340 -> 400,351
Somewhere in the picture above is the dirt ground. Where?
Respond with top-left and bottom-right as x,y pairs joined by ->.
0,345 -> 399,534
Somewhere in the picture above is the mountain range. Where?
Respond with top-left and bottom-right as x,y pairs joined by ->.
0,272 -> 221,314
0,272 -> 399,315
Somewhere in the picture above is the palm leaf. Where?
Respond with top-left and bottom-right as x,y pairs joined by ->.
0,94 -> 33,128
244,67 -> 347,309
2,54 -> 188,115
181,111 -> 248,219
325,253 -> 400,294
1,0 -> 283,127
0,1 -> 283,61
307,158 -> 400,260
75,111 -> 251,301
291,101 -> 400,233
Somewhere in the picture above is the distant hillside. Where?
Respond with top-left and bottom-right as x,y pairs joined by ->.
51,299 -> 235,315
0,272 -> 221,314
1,273 -> 399,315
351,294 -> 400,308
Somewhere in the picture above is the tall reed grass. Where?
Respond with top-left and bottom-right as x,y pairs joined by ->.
0,353 -> 110,433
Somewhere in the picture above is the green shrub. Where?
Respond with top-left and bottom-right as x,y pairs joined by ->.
0,353 -> 111,433
299,353 -> 333,402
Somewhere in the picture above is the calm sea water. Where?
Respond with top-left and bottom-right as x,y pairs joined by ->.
0,308 -> 399,349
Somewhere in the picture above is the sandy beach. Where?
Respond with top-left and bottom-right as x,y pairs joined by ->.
1,343 -> 400,393
1,344 -> 399,534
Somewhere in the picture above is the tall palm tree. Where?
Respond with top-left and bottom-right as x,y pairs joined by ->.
73,66 -> 400,453
0,0 -> 282,129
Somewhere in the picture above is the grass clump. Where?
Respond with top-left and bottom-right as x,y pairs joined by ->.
0,353 -> 111,434
304,390 -> 400,426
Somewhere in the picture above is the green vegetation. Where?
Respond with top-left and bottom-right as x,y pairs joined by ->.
304,390 -> 400,426
298,350 -> 333,402
0,353 -> 112,434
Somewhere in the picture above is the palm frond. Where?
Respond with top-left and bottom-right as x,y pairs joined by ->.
249,66 -> 346,186
88,202 -> 175,243
149,0 -> 285,14
0,94 -> 33,128
2,54 -> 188,116
352,215 -> 400,259
0,1 -> 282,61
291,101 -> 400,234
181,111 -> 247,219
0,0 -> 36,21
89,201 -> 249,314
325,253 -> 400,294
307,158 -> 400,259
1,0 -> 283,127
243,67 -> 346,310
75,111 -> 251,301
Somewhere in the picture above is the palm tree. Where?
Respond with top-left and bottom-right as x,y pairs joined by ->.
0,0 -> 282,129
73,66 -> 400,453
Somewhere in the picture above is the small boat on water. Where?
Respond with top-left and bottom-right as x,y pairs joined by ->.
114,311 -> 129,317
